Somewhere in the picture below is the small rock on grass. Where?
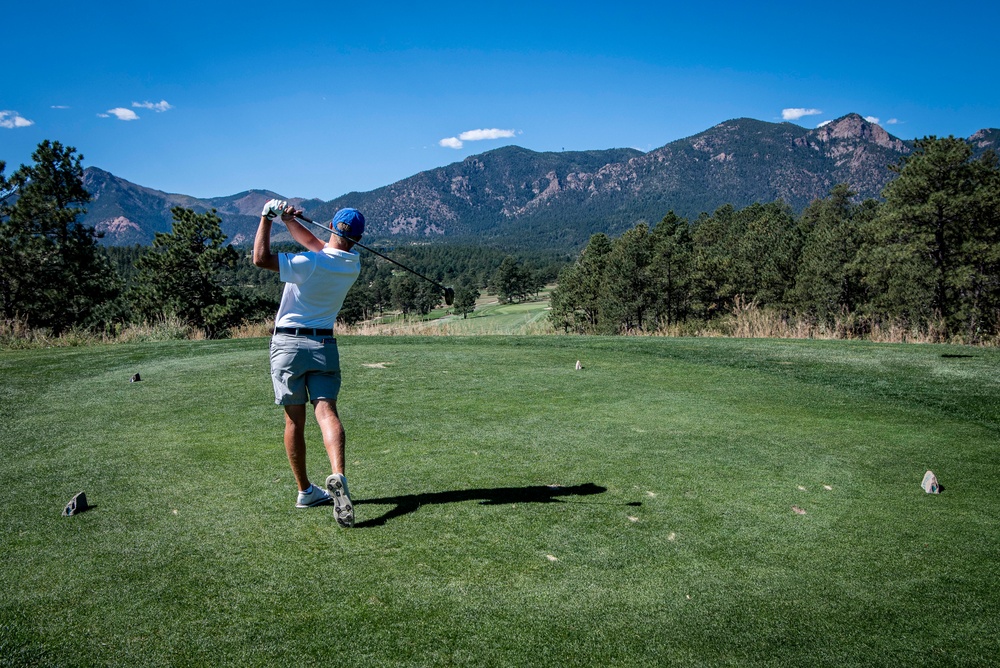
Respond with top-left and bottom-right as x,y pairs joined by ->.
921,470 -> 940,494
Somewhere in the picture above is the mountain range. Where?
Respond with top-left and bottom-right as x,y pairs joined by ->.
79,114 -> 1000,250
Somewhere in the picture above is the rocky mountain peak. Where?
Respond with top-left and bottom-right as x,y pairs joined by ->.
968,128 -> 1000,150
811,114 -> 907,152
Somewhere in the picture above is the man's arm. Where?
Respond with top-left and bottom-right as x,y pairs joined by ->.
281,209 -> 326,253
253,199 -> 285,272
253,214 -> 279,272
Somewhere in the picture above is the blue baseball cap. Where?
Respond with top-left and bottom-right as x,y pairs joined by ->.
332,208 -> 365,240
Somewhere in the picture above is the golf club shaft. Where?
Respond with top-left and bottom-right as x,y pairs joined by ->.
293,213 -> 449,293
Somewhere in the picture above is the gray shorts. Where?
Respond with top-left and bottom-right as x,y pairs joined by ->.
269,334 -> 342,405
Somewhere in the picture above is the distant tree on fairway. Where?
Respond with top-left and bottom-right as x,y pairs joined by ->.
599,223 -> 655,333
491,255 -> 540,303
491,255 -> 520,303
452,284 -> 480,319
132,207 -> 240,337
389,274 -> 420,314
859,136 -> 1000,340
390,274 -> 441,315
336,283 -> 370,325
548,262 -> 581,333
415,281 -> 444,314
0,141 -> 119,334
548,233 -> 613,333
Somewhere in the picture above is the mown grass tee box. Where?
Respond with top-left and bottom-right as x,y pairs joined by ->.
1,336 -> 998,666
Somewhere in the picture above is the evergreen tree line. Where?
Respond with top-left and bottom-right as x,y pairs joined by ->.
550,137 -> 1000,343
1,140 -> 564,338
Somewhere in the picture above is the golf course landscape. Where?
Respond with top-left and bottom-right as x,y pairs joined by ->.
2,333 -> 998,666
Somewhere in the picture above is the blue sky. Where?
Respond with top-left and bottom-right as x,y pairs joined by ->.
2,0 -> 997,201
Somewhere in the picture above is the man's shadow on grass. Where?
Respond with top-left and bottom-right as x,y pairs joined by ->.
354,482 -> 612,528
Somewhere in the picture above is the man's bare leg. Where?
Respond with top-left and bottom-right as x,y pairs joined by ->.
313,399 -> 346,476
283,404 -> 311,491
315,399 -> 353,527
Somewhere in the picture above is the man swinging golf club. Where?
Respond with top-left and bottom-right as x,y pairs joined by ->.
253,199 -> 364,527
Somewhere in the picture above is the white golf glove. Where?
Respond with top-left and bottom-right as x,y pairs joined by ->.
261,199 -> 287,220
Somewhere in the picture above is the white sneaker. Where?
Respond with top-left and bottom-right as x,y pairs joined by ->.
326,473 -> 354,528
296,484 -> 332,508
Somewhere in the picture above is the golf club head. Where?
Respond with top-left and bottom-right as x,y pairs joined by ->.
444,287 -> 455,306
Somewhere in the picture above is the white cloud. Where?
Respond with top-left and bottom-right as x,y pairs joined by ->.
440,127 -> 519,149
458,128 -> 516,141
0,110 -> 34,128
817,120 -> 833,128
782,108 -> 822,121
886,118 -> 899,125
865,116 -> 880,124
102,108 -> 139,121
133,100 -> 173,112
51,105 -> 70,109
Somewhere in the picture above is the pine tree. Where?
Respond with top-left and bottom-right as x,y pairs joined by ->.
601,224 -> 654,333
793,184 -> 866,323
491,256 -> 519,304
0,141 -> 119,334
650,212 -> 694,327
548,233 -> 613,333
859,137 -> 1000,339
452,284 -> 480,319
132,207 -> 239,337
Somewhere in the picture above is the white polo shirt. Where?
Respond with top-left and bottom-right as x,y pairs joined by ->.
274,247 -> 361,330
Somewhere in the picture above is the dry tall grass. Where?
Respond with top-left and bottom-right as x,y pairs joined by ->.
698,297 -> 995,345
229,319 -> 275,339
1,315 -> 200,349
4,299 -> 997,348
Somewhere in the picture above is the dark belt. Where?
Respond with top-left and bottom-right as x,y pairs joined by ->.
273,327 -> 335,337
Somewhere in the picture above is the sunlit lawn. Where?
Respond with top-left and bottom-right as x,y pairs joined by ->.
2,336 -> 998,666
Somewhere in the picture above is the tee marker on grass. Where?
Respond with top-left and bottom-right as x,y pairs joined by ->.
62,491 -> 89,516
